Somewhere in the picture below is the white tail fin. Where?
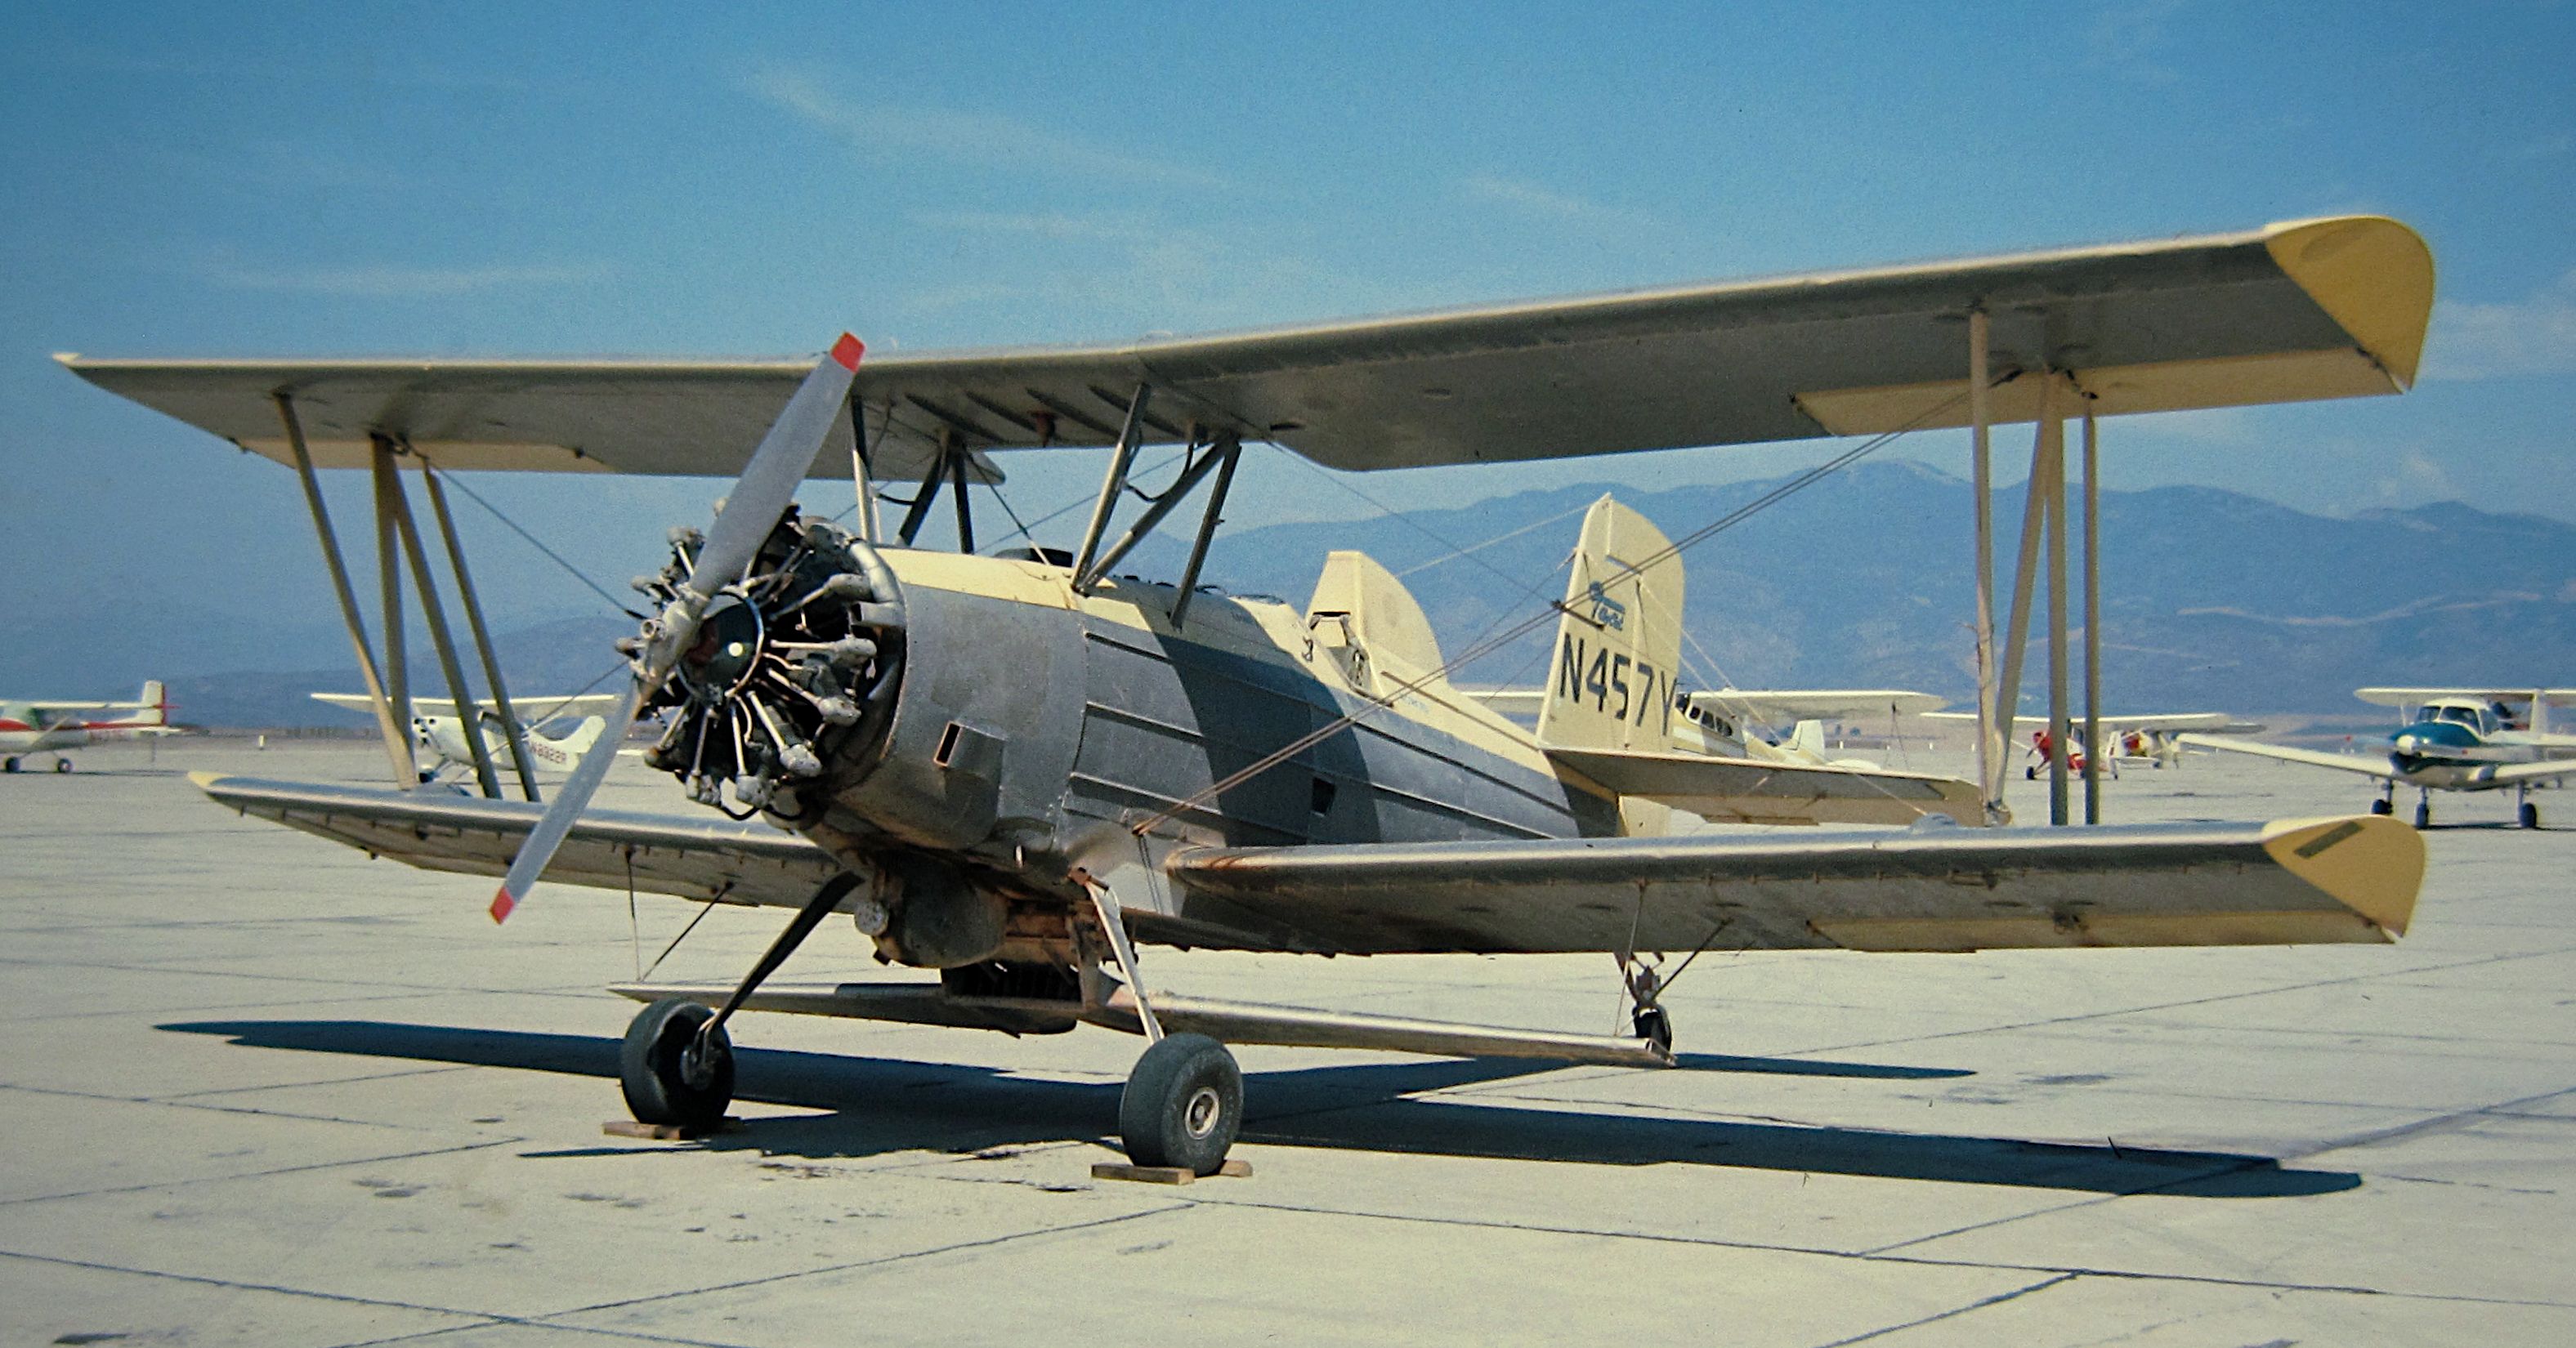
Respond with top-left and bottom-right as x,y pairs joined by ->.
1535,496 -> 1684,752
550,715 -> 607,757
127,681 -> 168,726
1787,719 -> 1826,757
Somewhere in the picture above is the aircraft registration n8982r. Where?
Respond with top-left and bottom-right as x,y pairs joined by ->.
65,216 -> 2436,1174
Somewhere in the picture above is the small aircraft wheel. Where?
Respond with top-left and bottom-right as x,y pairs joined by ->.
2520,801 -> 2540,829
1118,1032 -> 1241,1176
2024,766 -> 2037,780
3,757 -> 18,773
54,758 -> 72,774
2413,800 -> 2432,830
2370,798 -> 2392,816
619,998 -> 734,1128
1632,1006 -> 1674,1055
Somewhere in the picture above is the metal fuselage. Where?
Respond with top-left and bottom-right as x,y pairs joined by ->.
412,712 -> 595,780
740,548 -> 1613,968
2378,699 -> 2576,790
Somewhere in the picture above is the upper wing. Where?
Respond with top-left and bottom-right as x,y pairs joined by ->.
311,691 -> 630,721
1547,745 -> 1983,827
62,216 -> 2429,475
1929,711 -> 2234,731
1162,815 -> 2417,956
2180,734 -> 2398,780
2357,687 -> 2576,707
192,774 -> 838,908
1691,690 -> 1948,721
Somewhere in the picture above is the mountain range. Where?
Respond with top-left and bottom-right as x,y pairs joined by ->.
83,460 -> 2576,728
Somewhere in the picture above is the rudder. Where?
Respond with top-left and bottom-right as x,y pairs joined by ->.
1536,496 -> 1685,752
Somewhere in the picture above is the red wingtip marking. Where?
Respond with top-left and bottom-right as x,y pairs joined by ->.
830,333 -> 865,371
489,888 -> 517,924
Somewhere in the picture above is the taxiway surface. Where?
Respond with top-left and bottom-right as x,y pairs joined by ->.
4,740 -> 2570,1346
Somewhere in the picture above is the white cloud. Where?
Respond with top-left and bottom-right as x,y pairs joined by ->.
201,256 -> 610,298
2424,270 -> 2576,380
745,66 -> 1226,190
2368,450 -> 2459,507
1460,174 -> 1672,236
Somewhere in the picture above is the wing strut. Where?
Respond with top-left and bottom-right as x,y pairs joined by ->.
374,436 -> 504,800
275,391 -> 414,789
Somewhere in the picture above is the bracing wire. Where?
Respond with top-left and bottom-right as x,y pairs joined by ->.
1128,391 -> 1972,837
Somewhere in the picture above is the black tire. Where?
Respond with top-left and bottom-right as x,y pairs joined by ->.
2024,766 -> 2037,780
619,998 -> 733,1128
3,757 -> 17,773
1632,1006 -> 1674,1055
2369,798 -> 2392,815
2414,800 -> 2431,830
53,758 -> 71,774
2520,801 -> 2539,829
1118,1033 -> 1241,1175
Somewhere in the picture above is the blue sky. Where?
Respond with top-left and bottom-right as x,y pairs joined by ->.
3,2 -> 2571,676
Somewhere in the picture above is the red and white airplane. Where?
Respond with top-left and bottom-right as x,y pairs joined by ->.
0,681 -> 179,773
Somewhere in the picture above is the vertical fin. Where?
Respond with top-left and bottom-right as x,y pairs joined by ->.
1535,496 -> 1685,753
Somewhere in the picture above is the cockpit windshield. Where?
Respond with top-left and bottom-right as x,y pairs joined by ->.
2429,703 -> 2495,734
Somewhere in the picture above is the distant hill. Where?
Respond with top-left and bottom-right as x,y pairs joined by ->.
84,461 -> 2576,726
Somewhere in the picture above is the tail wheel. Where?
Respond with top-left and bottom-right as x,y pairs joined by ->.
1119,1033 -> 1241,1176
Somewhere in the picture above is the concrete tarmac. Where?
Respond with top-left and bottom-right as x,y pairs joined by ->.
4,739 -> 2571,1346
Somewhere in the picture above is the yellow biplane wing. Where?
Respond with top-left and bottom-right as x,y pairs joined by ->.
61,216 -> 2430,476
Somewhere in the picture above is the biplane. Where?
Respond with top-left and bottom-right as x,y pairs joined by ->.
65,215 -> 2435,1174
2190,687 -> 2576,828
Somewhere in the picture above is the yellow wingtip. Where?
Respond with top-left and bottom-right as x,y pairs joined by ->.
2261,814 -> 2424,937
2263,216 -> 2435,391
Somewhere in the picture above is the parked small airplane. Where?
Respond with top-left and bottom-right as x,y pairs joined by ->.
1,681 -> 177,772
310,692 -> 618,785
1470,681 -> 1966,820
1927,711 -> 2247,777
2187,688 -> 2576,828
72,214 -> 2438,1174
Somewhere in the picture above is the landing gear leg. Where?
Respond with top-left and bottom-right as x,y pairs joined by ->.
620,872 -> 861,1129
1085,874 -> 1242,1175
1621,953 -> 1674,1056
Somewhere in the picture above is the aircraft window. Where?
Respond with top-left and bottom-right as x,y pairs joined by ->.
1310,777 -> 1337,815
2435,705 -> 2479,727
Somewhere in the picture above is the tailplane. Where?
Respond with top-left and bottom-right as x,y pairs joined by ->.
1535,496 -> 1684,752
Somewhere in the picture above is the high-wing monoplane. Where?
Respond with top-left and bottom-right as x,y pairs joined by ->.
69,215 -> 2438,1174
2188,688 -> 2576,828
311,691 -> 619,785
1,680 -> 178,772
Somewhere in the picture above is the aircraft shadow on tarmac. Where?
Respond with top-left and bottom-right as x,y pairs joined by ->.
159,1019 -> 2357,1198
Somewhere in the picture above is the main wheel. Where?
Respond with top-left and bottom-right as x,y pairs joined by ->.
2413,799 -> 2431,829
2369,797 -> 2392,816
619,998 -> 734,1128
1632,1006 -> 1674,1055
1118,1033 -> 1241,1175
53,758 -> 71,774
2520,801 -> 2540,829
3,757 -> 17,773
2024,766 -> 2037,780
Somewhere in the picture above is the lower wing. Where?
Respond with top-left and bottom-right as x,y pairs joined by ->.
2180,734 -> 2399,781
193,774 -> 837,909
1165,815 -> 2418,955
